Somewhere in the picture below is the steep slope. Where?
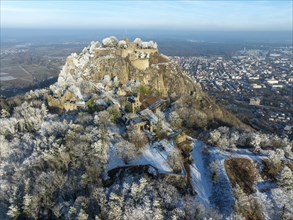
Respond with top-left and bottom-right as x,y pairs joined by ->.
49,37 -> 251,130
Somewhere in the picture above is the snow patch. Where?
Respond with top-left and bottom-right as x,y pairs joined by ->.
190,140 -> 212,206
106,140 -> 177,175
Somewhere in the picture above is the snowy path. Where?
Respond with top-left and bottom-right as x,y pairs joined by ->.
211,148 -> 268,162
190,140 -> 212,206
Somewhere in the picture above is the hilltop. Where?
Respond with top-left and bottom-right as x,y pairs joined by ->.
48,36 -> 250,131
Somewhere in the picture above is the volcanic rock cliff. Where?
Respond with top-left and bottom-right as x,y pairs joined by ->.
49,36 -> 251,130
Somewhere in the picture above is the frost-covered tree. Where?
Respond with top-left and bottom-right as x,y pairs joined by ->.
12,101 -> 48,133
39,119 -> 69,137
7,204 -> 20,219
76,112 -> 94,126
102,36 -> 118,47
118,40 -> 127,49
208,127 -> 231,149
153,199 -> 164,220
230,130 -> 240,148
89,41 -> 100,54
173,96 -> 208,129
0,135 -> 11,160
209,129 -> 221,146
168,148 -> 183,173
107,105 -> 121,123
234,184 -> 265,220
155,110 -> 165,121
127,129 -> 148,150
168,111 -> 182,128
134,38 -> 142,46
170,208 -> 185,220
116,139 -> 138,164
271,188 -> 293,218
1,109 -> 10,118
277,166 -> 293,190
92,140 -> 109,168
108,193 -> 123,220
22,194 -> 39,219
95,110 -> 112,128
0,117 -> 18,136
226,212 -> 245,220
77,209 -> 89,220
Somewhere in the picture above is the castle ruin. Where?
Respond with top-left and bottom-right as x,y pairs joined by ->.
116,38 -> 158,70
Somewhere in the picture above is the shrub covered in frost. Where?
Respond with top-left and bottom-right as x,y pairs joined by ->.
118,40 -> 127,49
102,36 -> 118,47
134,38 -> 142,46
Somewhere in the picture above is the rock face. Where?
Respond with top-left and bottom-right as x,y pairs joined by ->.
49,37 -> 251,130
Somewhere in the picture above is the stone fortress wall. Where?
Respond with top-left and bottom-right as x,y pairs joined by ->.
113,38 -> 158,70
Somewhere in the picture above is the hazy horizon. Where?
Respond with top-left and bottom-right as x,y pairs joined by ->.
1,28 -> 292,45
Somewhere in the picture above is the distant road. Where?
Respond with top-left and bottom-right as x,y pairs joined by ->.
18,65 -> 36,81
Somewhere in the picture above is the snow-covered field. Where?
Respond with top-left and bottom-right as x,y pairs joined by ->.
0,75 -> 17,81
106,139 -> 177,175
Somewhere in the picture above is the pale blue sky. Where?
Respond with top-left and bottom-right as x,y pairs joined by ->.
1,0 -> 292,31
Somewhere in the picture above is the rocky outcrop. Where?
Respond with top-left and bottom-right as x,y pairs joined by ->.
49,37 -> 251,130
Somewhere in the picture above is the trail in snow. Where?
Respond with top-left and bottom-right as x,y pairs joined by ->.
189,141 -> 240,215
190,140 -> 212,206
211,147 -> 268,162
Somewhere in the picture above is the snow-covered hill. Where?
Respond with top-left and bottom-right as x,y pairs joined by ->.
0,37 -> 292,219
